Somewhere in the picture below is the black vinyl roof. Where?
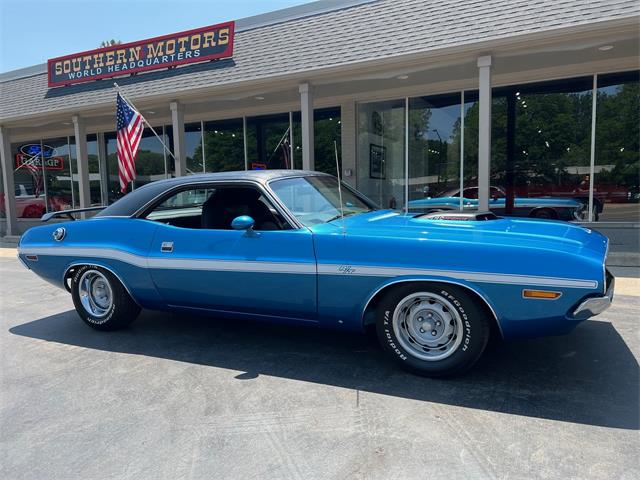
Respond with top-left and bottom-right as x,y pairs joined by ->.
96,169 -> 330,217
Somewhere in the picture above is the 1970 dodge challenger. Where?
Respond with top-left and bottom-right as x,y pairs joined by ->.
17,170 -> 614,377
408,186 -> 589,221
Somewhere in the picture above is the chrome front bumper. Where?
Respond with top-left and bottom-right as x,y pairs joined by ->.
572,270 -> 615,320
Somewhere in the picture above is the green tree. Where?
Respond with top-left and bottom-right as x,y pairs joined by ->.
99,39 -> 121,48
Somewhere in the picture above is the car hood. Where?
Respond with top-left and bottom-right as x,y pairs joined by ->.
315,210 -> 607,260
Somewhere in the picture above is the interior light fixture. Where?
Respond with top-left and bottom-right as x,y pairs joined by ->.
598,45 -> 614,51
254,96 -> 265,100
397,75 -> 409,80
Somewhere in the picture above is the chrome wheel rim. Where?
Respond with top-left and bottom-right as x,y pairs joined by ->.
78,270 -> 113,319
392,292 -> 463,361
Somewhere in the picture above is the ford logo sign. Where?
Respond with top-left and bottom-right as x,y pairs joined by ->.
52,227 -> 66,241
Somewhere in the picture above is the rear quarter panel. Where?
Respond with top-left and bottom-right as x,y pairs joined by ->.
18,218 -> 163,308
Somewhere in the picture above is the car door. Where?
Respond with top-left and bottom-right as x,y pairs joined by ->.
145,183 -> 317,321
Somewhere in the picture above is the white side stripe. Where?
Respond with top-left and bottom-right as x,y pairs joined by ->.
317,264 -> 598,289
18,246 -> 598,289
18,246 -> 315,275
146,258 -> 315,274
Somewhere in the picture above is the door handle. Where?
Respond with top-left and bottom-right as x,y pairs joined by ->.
161,241 -> 174,253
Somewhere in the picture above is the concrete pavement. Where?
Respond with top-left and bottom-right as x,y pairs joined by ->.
1,254 -> 638,480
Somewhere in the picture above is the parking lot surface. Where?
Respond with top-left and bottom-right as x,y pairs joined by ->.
1,253 -> 638,480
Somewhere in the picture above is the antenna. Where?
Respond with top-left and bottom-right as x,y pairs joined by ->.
334,140 -> 346,234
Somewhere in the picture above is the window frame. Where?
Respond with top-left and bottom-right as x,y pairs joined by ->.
135,179 -> 299,231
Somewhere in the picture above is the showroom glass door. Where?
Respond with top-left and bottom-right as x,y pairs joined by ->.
357,99 -> 406,210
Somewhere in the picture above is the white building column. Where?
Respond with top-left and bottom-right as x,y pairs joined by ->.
72,115 -> 91,213
299,83 -> 315,171
0,126 -> 17,236
170,101 -> 186,177
477,55 -> 492,211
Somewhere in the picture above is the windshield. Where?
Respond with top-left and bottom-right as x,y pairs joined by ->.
270,176 -> 376,226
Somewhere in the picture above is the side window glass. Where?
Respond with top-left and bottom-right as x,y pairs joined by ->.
145,186 -> 289,231
146,188 -> 215,224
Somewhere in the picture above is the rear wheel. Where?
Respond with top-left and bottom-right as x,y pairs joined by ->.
376,283 -> 490,377
71,265 -> 140,331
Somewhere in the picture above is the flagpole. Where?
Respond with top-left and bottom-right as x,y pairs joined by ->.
113,83 -> 178,165
265,126 -> 290,166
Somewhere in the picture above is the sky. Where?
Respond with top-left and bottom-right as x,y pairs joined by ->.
0,0 -> 313,73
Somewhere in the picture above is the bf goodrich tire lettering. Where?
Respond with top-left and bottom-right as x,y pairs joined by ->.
376,282 -> 490,377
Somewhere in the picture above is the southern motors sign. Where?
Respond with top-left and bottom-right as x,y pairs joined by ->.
47,21 -> 234,88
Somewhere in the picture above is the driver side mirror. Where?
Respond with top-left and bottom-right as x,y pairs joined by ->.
231,215 -> 255,231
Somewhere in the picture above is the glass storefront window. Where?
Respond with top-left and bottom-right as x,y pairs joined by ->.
106,126 -> 168,203
357,99 -> 406,209
86,134 -> 103,205
246,113 -> 293,170
11,138 -> 74,218
70,134 -> 103,206
136,128 -> 169,187
203,118 -> 245,172
0,156 -> 4,228
185,122 -> 204,174
42,137 -> 74,214
12,140 -> 46,218
595,71 -> 640,222
489,78 -> 593,219
408,93 -> 462,210
314,107 -> 341,175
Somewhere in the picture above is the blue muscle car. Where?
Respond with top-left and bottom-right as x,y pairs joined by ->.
17,170 -> 614,377
409,186 -> 589,221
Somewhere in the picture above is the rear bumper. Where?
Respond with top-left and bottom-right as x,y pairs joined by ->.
571,270 -> 615,320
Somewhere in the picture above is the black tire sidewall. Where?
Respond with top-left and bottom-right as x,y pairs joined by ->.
376,282 -> 489,377
71,265 -> 138,331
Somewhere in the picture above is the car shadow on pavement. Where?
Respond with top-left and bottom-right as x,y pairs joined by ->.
10,308 -> 639,430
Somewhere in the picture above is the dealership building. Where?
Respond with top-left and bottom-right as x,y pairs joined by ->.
0,0 -> 638,243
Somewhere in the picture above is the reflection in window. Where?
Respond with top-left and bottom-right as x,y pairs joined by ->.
0,160 -> 4,227
203,119 -> 245,172
185,122 -> 204,174
106,126 -> 169,203
495,78 -> 593,218
314,107 -> 341,175
246,113 -> 295,170
357,100 -> 406,210
11,138 -> 75,217
408,93 -> 462,209
42,138 -> 74,214
12,140 -> 47,218
595,71 -> 640,222
70,134 -> 103,206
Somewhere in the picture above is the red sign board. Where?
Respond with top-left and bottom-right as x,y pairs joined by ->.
16,153 -> 64,171
47,21 -> 235,88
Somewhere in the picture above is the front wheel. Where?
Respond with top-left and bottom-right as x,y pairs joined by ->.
71,265 -> 140,331
376,283 -> 490,377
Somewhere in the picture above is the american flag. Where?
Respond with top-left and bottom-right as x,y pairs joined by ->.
116,93 -> 144,193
